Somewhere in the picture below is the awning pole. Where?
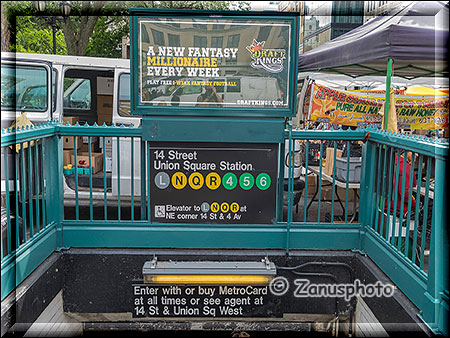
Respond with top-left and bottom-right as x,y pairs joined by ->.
384,58 -> 394,129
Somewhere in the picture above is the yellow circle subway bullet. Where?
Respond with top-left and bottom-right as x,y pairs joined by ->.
188,172 -> 204,190
171,172 -> 187,190
211,202 -> 220,213
230,202 -> 240,213
205,172 -> 221,190
220,202 -> 230,213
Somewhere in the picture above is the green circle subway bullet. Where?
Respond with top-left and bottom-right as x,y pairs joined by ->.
256,173 -> 271,190
222,173 -> 238,190
239,173 -> 255,190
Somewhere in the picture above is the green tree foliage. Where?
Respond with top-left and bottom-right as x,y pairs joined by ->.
4,1 -> 251,57
12,15 -> 67,54
85,13 -> 129,58
147,1 -> 236,10
5,1 -> 69,54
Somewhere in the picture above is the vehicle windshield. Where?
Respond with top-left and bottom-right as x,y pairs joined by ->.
1,64 -> 48,111
63,78 -> 91,110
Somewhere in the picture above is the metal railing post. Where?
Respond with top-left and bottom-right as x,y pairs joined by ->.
383,58 -> 393,129
285,121 -> 293,255
359,138 -> 376,251
423,156 -> 448,331
44,134 -> 64,248
140,140 -> 147,220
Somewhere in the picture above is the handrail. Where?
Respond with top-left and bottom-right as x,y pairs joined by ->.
364,129 -> 448,159
1,122 -> 141,148
288,127 -> 369,140
57,122 -> 141,137
1,122 -> 57,147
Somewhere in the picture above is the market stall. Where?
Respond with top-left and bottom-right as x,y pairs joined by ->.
298,1 -> 449,132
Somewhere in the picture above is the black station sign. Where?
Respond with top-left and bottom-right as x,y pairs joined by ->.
149,142 -> 278,224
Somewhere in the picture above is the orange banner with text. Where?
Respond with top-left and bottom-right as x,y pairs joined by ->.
309,84 -> 449,130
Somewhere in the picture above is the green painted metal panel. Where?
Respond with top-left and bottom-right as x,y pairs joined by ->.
61,220 -> 360,229
142,117 -> 286,143
276,140 -> 286,222
43,136 -> 64,248
359,142 -> 376,226
364,229 -> 428,307
419,292 -> 441,334
1,225 -> 57,300
432,158 -> 448,295
3,146 -> 11,256
140,140 -> 147,220
61,223 -> 360,250
437,292 -> 449,336
423,156 -> 449,333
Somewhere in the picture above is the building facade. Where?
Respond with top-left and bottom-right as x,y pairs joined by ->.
279,1 -> 365,53
302,1 -> 364,52
278,1 -> 305,53
364,1 -> 410,23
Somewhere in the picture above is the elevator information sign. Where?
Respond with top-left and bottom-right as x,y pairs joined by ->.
149,142 -> 278,224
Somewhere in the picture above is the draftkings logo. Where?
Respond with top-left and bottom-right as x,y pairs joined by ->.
246,39 -> 286,73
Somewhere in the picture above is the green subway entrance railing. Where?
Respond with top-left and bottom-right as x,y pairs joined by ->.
360,130 -> 448,335
1,123 -> 448,335
1,122 -> 60,300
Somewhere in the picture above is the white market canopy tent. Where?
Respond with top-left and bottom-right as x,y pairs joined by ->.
298,1 -> 449,80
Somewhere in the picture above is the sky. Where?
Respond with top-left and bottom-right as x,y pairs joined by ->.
249,1 -> 279,11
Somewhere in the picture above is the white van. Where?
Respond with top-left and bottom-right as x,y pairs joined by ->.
1,52 -> 132,126
1,52 -> 301,205
1,52 -> 134,204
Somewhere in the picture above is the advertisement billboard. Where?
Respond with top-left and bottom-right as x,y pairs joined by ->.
130,9 -> 299,117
